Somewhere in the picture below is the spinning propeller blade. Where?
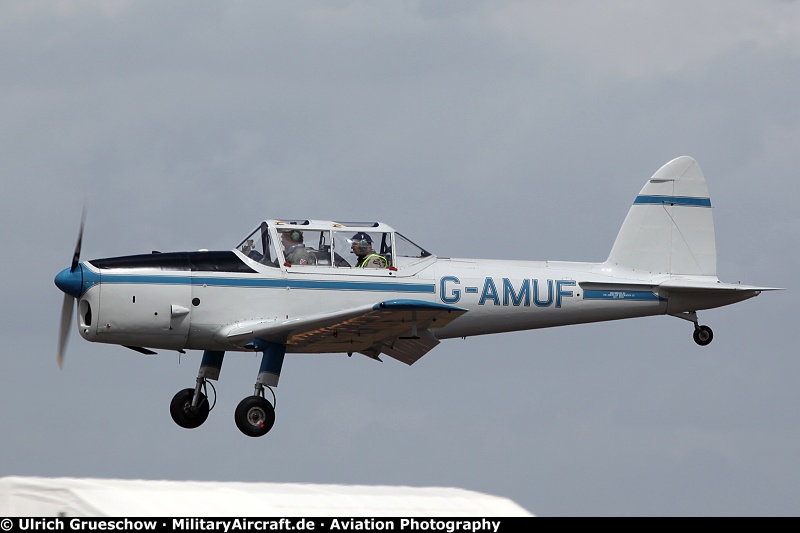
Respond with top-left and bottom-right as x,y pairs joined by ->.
71,205 -> 86,273
58,293 -> 74,369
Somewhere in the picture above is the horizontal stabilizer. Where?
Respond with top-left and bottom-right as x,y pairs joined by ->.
581,279 -> 782,295
658,279 -> 783,292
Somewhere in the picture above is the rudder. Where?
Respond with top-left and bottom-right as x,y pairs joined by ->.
606,156 -> 717,276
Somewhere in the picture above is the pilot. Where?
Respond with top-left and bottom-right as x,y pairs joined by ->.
281,230 -> 316,265
350,232 -> 388,268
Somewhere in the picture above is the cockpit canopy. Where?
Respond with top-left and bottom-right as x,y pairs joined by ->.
236,220 -> 432,269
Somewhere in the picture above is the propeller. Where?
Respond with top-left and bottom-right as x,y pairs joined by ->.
58,292 -> 74,369
71,206 -> 85,274
56,205 -> 86,369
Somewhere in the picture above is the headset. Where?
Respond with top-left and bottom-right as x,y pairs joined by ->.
351,233 -> 371,252
287,230 -> 302,242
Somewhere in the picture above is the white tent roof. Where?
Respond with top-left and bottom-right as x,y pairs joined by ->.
0,476 -> 533,517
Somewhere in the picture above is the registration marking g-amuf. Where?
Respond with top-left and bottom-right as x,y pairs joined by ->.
54,156 -> 780,437
440,276 -> 578,308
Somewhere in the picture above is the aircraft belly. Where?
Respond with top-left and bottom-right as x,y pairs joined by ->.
95,282 -> 191,350
577,299 -> 667,324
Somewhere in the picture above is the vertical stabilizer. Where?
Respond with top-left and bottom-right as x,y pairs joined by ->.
606,156 -> 717,276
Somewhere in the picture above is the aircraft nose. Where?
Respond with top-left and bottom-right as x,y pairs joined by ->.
55,265 -> 83,298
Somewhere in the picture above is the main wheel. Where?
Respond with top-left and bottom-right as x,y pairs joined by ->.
170,388 -> 210,429
693,325 -> 714,346
234,396 -> 276,437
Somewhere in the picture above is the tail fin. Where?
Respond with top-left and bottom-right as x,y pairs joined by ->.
606,156 -> 717,276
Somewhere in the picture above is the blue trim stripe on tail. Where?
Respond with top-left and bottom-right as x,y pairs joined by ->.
634,195 -> 711,207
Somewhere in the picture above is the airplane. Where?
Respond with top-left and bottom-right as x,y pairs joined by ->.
54,156 -> 780,437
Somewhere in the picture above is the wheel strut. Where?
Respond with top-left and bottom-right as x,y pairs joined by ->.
669,311 -> 714,346
233,340 -> 285,437
169,350 -> 224,430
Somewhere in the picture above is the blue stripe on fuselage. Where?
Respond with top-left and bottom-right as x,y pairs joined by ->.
82,270 -> 435,294
583,290 -> 664,301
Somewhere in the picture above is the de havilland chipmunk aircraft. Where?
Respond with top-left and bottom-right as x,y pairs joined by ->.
55,156 -> 779,437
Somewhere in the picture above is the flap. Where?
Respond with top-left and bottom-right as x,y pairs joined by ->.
377,329 -> 441,366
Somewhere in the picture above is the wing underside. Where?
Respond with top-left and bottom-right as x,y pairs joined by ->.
218,299 -> 468,365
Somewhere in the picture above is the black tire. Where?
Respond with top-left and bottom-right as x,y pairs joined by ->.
693,325 -> 714,346
170,388 -> 210,429
234,396 -> 275,437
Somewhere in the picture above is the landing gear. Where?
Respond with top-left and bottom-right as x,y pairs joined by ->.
693,324 -> 713,346
170,388 -> 210,428
670,311 -> 714,346
169,350 -> 222,430
169,343 -> 286,437
232,340 -> 285,437
235,395 -> 276,437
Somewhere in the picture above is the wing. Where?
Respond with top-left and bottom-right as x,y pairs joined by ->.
217,299 -> 468,365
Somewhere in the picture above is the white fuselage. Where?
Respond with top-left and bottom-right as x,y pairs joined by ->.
74,251 -> 751,354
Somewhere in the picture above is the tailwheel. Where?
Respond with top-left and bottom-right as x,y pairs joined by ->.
693,325 -> 714,346
170,388 -> 210,429
235,395 -> 275,437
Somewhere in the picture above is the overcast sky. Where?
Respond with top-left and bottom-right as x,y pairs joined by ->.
1,0 -> 798,517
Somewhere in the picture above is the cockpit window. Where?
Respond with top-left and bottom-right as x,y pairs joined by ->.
237,223 -> 432,270
236,222 -> 279,267
277,228 -> 330,266
332,230 -> 392,268
395,233 -> 431,258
